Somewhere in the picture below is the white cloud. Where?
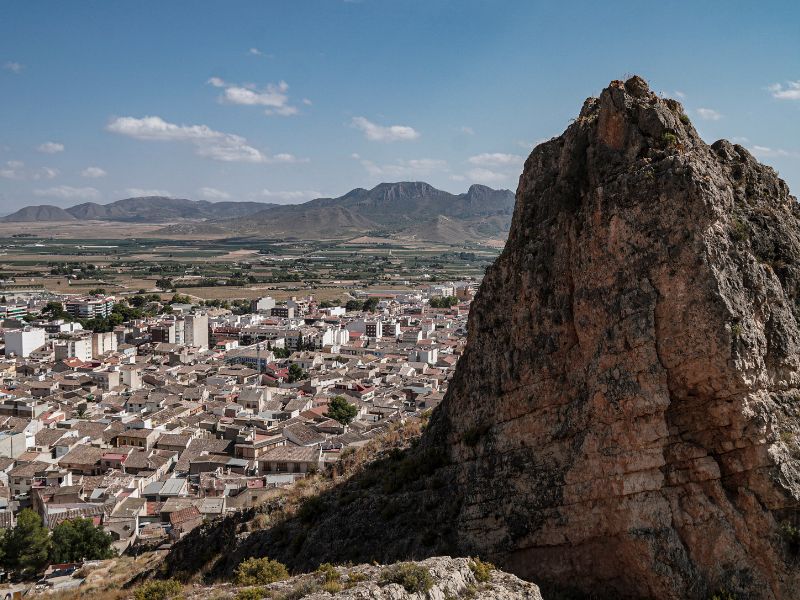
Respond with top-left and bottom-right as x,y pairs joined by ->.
37,141 -> 64,154
248,47 -> 263,56
34,185 -> 100,200
358,157 -> 446,178
81,166 -> 107,178
769,81 -> 800,100
257,189 -> 321,203
302,98 -> 312,106
732,136 -> 750,144
3,61 -> 23,73
106,115 -> 301,163
750,145 -> 800,158
696,108 -> 723,121
351,117 -> 420,142
460,126 -> 475,135
209,77 -> 299,116
674,90 -> 686,99
0,161 -> 58,180
197,187 -> 231,200
124,188 -> 172,197
465,168 -> 512,185
468,152 -> 524,167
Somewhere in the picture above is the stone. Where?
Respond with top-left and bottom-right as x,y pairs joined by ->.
434,76 -> 800,599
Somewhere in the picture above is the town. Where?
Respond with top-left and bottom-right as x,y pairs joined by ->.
0,282 -> 473,591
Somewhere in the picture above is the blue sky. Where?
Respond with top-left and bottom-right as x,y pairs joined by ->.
1,0 -> 799,212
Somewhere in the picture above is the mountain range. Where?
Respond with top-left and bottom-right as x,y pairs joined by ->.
1,182 -> 515,243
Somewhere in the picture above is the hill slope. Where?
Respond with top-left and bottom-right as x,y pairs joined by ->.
2,204 -> 77,222
207,182 -> 515,241
1,197 -> 277,223
2,184 -> 515,242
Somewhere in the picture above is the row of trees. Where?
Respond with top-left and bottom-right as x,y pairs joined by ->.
0,510 -> 115,579
345,297 -> 380,312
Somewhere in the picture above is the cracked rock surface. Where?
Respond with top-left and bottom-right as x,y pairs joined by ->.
435,76 -> 800,599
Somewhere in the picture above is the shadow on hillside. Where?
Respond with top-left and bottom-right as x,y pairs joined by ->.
161,433 -> 462,583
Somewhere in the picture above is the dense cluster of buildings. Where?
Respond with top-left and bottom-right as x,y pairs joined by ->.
0,284 -> 473,555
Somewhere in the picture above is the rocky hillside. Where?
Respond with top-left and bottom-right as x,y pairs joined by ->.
161,77 -> 800,599
2,204 -> 77,221
165,182 -> 515,242
437,76 -> 800,598
1,196 -> 277,223
175,557 -> 542,600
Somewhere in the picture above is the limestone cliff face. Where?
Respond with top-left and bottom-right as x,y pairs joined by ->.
436,76 -> 800,598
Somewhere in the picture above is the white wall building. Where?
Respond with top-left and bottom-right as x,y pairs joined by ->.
4,328 -> 46,358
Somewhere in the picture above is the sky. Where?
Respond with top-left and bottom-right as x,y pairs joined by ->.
0,0 -> 799,213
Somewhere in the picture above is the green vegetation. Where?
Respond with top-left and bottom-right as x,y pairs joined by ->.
679,113 -> 691,126
730,217 -> 749,242
780,522 -> 800,554
50,517 -> 116,563
663,132 -> 678,147
287,363 -> 307,383
326,395 -> 358,426
378,563 -> 433,593
1,509 -> 51,578
235,557 -> 290,586
469,558 -> 495,583
0,511 -> 115,578
429,295 -> 459,308
133,579 -> 183,600
346,297 -> 381,312
235,588 -> 268,600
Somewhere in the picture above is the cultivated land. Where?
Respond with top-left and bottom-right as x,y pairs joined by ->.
0,229 -> 499,303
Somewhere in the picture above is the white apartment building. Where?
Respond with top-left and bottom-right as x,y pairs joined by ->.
54,335 -> 93,362
4,328 -> 46,358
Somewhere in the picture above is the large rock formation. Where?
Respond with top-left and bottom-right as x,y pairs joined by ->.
437,76 -> 800,598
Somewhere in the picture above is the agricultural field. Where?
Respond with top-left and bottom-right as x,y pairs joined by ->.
0,229 -> 501,302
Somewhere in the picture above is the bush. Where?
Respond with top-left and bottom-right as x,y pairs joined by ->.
236,588 -> 268,600
235,557 -> 290,586
133,579 -> 183,600
730,218 -> 749,242
679,113 -> 691,125
280,581 -> 319,600
316,562 -> 340,584
469,558 -> 494,583
322,580 -> 342,593
662,132 -> 678,147
780,522 -> 800,554
379,563 -> 433,593
345,571 -> 368,588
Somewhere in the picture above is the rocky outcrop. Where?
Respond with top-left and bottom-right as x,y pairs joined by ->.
436,76 -> 800,598
179,557 -> 542,600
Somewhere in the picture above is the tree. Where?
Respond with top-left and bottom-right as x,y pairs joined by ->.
155,278 -> 173,291
345,299 -> 362,312
287,363 -> 306,383
326,395 -> 358,426
41,301 -> 69,320
361,297 -> 379,312
50,518 -> 115,563
3,509 -> 51,577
